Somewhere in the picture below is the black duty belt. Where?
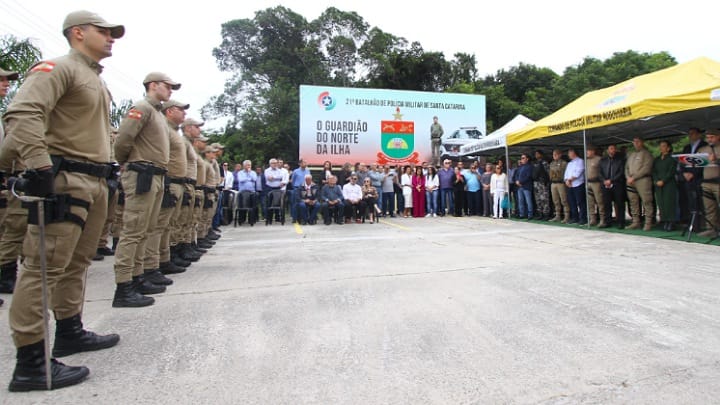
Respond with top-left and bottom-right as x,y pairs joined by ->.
56,157 -> 115,179
702,178 -> 720,184
186,178 -> 197,186
551,180 -> 564,184
587,179 -> 600,183
167,176 -> 187,185
127,162 -> 167,176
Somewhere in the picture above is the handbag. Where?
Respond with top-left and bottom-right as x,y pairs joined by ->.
500,194 -> 509,210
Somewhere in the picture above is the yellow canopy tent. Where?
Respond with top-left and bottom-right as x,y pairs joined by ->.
507,57 -> 720,148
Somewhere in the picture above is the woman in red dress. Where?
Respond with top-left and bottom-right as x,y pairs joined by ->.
411,166 -> 426,217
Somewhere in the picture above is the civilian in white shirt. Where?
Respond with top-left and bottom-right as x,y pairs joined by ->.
490,165 -> 509,218
264,159 -> 284,189
342,175 -> 364,223
425,166 -> 439,216
264,159 -> 286,222
564,148 -> 587,224
278,159 -> 290,191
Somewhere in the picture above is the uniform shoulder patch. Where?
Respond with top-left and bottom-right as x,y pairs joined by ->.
31,61 -> 56,73
127,108 -> 143,120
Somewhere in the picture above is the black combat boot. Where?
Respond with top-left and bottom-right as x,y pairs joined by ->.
160,261 -> 186,275
0,261 -> 18,293
197,239 -> 214,249
144,269 -> 174,285
191,242 -> 209,253
52,314 -> 120,357
112,281 -> 155,308
177,243 -> 201,261
170,245 -> 191,266
8,340 -> 89,392
132,274 -> 166,294
171,254 -> 191,268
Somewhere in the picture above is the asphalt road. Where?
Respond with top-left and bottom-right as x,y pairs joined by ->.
0,216 -> 718,404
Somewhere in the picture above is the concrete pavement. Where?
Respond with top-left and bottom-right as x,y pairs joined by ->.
1,216 -> 718,404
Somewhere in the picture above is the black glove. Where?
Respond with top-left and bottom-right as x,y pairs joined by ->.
25,168 -> 55,197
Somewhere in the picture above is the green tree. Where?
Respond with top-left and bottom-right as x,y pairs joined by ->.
360,34 -> 452,91
450,52 -> 478,86
311,7 -> 369,87
358,27 -> 410,89
493,63 -> 558,108
477,51 -> 676,132
476,83 -> 521,133
207,6 -> 375,160
110,99 -> 133,129
0,34 -> 42,112
208,6 -> 681,164
549,51 -> 676,110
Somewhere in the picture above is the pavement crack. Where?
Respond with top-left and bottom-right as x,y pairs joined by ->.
534,362 -> 719,404
84,266 -> 490,302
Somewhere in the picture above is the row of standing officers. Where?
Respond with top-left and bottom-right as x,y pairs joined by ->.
0,10 -> 224,392
532,132 -> 718,234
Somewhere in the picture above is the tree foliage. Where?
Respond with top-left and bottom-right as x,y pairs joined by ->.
110,99 -> 133,129
207,7 -> 678,166
0,35 -> 42,113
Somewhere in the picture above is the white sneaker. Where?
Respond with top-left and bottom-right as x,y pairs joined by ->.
432,213 -> 437,217
425,213 -> 431,217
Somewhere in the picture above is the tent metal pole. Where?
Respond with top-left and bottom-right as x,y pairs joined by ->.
505,145 -> 510,173
505,145 -> 511,217
583,130 -> 590,227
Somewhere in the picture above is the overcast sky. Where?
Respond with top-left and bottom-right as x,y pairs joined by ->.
2,0 -> 718,130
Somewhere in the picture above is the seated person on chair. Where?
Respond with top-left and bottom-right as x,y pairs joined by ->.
296,174 -> 320,225
342,175 -> 365,223
361,178 -> 380,222
320,175 -> 345,225
235,159 -> 258,224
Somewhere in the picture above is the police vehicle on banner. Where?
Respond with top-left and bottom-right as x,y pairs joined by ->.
440,126 -> 485,160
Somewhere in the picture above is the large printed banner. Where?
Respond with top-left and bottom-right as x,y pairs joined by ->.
299,85 -> 485,165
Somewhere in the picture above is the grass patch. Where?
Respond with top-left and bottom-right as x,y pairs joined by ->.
509,217 -> 720,246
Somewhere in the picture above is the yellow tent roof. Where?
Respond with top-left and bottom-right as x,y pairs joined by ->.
507,57 -> 720,146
